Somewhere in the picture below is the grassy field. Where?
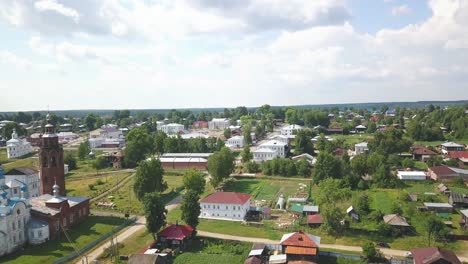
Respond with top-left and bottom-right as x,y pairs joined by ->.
2,216 -> 125,264
92,174 -> 185,214
66,172 -> 132,198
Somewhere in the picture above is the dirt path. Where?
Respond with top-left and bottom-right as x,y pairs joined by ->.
90,172 -> 135,202
74,195 -> 181,264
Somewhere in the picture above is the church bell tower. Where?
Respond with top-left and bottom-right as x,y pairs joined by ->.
39,114 -> 66,196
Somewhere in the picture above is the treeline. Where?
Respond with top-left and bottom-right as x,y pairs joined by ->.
261,158 -> 310,177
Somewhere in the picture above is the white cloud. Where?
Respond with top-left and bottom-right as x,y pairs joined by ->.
391,5 -> 412,16
34,0 -> 80,22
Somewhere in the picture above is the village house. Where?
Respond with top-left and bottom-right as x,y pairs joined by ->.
411,247 -> 461,264
307,214 -> 323,227
383,214 -> 410,231
269,134 -> 291,145
355,125 -> 366,133
192,120 -> 208,129
411,146 -> 437,161
6,129 -> 33,159
385,109 -> 396,117
199,192 -> 251,221
460,209 -> 468,229
208,118 -> 230,130
88,125 -> 125,148
281,124 -> 303,136
440,142 -> 464,153
449,192 -> 468,207
226,135 -> 245,149
423,203 -> 453,213
354,142 -> 368,155
346,206 -> 360,222
180,132 -> 208,140
253,148 -> 278,162
160,123 -> 185,135
291,153 -> 315,166
26,133 -> 42,147
157,223 -> 194,250
280,231 -> 320,263
445,151 -> 468,167
397,171 -> 427,181
428,166 -> 468,182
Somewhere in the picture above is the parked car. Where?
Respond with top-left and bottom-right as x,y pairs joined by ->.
376,242 -> 390,248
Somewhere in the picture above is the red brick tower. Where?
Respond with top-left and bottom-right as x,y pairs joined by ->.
39,114 -> 66,196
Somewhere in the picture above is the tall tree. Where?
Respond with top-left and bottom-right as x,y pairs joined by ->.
92,156 -> 107,175
143,192 -> 167,240
243,125 -> 253,145
294,129 -> 314,155
424,216 -> 448,246
181,190 -> 201,229
241,145 -> 253,163
133,158 -> 167,201
124,128 -> 154,167
208,147 -> 235,187
64,153 -> 77,171
78,140 -> 91,160
183,169 -> 205,195
312,152 -> 342,183
153,131 -> 167,154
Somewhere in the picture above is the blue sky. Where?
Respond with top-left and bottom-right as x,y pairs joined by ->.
0,0 -> 467,111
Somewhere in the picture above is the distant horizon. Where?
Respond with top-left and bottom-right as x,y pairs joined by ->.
1,99 -> 467,114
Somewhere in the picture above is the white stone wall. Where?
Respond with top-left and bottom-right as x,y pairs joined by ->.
200,200 -> 250,221
28,224 -> 49,245
253,150 -> 278,162
208,119 -> 230,130
5,174 -> 41,198
161,124 -> 184,135
0,201 -> 30,257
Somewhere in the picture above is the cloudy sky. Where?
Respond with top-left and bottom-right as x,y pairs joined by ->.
0,0 -> 467,111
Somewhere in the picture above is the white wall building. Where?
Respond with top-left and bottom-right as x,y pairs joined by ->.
161,123 -> 185,135
6,129 -> 33,159
28,219 -> 49,245
88,126 -> 125,148
281,124 -> 303,136
269,135 -> 290,145
258,140 -> 287,157
226,136 -> 244,149
397,171 -> 427,181
4,168 -> 41,198
253,148 -> 278,162
208,118 -> 230,130
200,192 -> 251,221
355,142 -> 369,155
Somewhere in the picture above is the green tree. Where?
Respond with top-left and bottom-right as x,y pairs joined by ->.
295,130 -> 314,155
315,178 -> 351,206
401,158 -> 415,169
243,125 -> 253,145
362,242 -> 381,262
424,216 -> 448,246
321,207 -> 346,236
143,192 -> 167,240
92,156 -> 107,175
78,140 -> 90,160
351,154 -> 368,176
153,131 -> 167,154
245,161 -> 259,173
296,159 -> 310,177
367,121 -> 377,133
241,145 -> 253,163
208,147 -> 235,187
223,128 -> 231,139
133,158 -> 167,201
64,153 -> 77,171
181,190 -> 201,229
354,194 -> 371,214
313,152 -> 342,183
84,113 -> 98,131
124,128 -> 154,168
183,169 -> 205,195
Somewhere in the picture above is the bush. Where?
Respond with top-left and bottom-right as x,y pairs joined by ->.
362,242 -> 382,262
245,161 -> 260,173
88,184 -> 95,190
96,179 -> 105,185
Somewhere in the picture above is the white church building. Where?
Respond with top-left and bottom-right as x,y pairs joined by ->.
6,129 -> 33,159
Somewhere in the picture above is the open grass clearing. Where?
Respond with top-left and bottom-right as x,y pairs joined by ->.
66,172 -> 132,198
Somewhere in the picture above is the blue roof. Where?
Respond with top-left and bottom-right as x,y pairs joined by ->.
0,168 -> 4,179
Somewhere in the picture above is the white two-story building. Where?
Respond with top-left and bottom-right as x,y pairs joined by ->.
226,136 -> 244,149
6,129 -> 33,159
200,192 -> 251,221
160,123 -> 185,135
208,118 -> 230,130
281,124 -> 303,136
354,142 -> 369,155
253,140 -> 288,162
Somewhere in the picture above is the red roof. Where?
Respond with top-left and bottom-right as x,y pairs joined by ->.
200,192 -> 251,204
281,232 -> 318,248
411,247 -> 461,264
307,214 -> 323,224
446,151 -> 468,159
157,224 -> 194,240
370,115 -> 379,121
412,147 -> 437,155
429,166 -> 457,176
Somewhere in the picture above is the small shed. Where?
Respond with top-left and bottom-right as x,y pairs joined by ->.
346,206 -> 360,222
269,254 -> 287,264
290,204 -> 303,215
302,205 -> 319,216
424,203 -> 453,213
307,214 -> 323,227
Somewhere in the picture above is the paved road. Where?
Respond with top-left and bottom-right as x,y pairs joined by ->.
197,231 -> 468,262
75,195 -> 181,264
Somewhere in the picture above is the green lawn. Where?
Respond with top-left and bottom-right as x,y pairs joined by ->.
92,174 -> 185,215
66,172 -> 132,198
2,216 -> 125,264
1,157 -> 38,172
